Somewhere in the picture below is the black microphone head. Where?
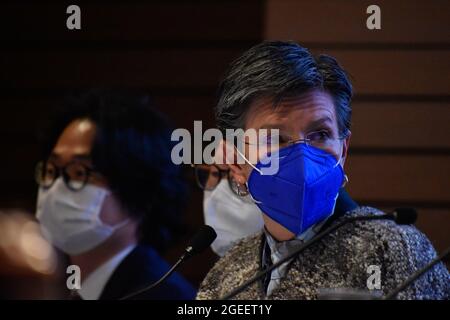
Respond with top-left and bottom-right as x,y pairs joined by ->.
185,225 -> 217,257
393,208 -> 417,225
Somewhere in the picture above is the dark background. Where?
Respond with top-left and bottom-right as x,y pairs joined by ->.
0,0 -> 449,292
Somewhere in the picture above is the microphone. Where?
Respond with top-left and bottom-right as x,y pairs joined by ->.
220,208 -> 417,300
182,224 -> 218,260
390,207 -> 417,225
120,225 -> 217,300
383,245 -> 450,300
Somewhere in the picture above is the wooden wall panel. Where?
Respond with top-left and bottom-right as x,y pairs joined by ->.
266,0 -> 450,255
311,49 -> 450,96
346,155 -> 450,203
351,102 -> 450,149
3,49 -> 449,95
414,209 -> 450,253
266,0 -> 450,44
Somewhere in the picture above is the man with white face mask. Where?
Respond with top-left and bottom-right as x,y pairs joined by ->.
195,164 -> 264,257
35,90 -> 195,300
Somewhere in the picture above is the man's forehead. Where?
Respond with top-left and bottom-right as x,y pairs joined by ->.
50,119 -> 96,163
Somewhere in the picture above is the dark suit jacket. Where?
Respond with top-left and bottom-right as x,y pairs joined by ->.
99,245 -> 196,300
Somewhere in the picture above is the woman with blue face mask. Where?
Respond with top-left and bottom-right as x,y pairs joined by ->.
197,41 -> 450,300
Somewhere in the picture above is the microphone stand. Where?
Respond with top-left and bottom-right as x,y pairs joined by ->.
119,258 -> 184,300
119,225 -> 216,300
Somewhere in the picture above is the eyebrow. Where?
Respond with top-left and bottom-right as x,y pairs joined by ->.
304,116 -> 334,132
257,124 -> 289,133
257,116 -> 334,134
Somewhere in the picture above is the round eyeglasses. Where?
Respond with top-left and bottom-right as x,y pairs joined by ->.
192,164 -> 239,192
35,161 -> 96,191
244,130 -> 347,161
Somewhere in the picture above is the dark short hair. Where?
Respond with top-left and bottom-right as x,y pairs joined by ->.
41,89 -> 187,252
215,41 -> 353,137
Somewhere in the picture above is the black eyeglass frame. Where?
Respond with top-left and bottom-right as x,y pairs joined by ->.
35,160 -> 97,192
192,164 -> 239,192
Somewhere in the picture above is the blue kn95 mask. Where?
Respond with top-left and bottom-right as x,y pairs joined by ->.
244,143 -> 345,235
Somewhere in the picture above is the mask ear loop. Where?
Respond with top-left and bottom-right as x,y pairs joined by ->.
333,139 -> 349,187
93,188 -> 131,230
109,218 -> 130,232
234,146 -> 262,174
233,146 -> 263,204
342,174 -> 349,188
333,141 -> 344,168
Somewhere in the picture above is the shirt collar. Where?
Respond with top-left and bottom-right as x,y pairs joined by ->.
264,217 -> 329,256
262,218 -> 330,296
78,244 -> 136,300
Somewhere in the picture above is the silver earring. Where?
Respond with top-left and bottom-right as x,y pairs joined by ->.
236,182 -> 249,196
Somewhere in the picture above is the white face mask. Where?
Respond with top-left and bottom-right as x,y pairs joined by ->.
203,179 -> 264,257
36,178 -> 128,255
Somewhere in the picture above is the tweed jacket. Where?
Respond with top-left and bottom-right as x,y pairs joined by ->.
197,206 -> 450,300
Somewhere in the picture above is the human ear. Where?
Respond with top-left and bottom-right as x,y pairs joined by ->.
219,139 -> 249,186
340,130 -> 351,168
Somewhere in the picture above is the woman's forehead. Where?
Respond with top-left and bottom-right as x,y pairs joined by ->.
245,91 -> 338,132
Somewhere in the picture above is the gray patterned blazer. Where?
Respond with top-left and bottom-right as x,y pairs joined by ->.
197,207 -> 450,300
